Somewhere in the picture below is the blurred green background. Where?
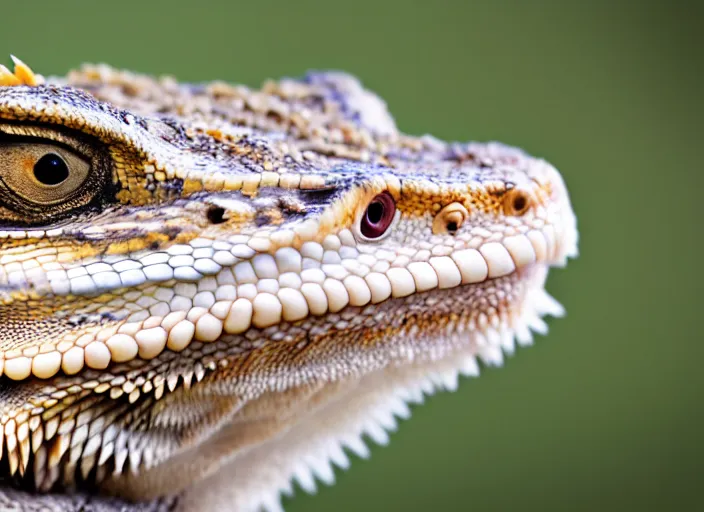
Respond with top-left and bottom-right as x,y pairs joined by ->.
1,0 -> 701,510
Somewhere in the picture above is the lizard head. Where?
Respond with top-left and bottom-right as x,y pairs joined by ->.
0,59 -> 577,509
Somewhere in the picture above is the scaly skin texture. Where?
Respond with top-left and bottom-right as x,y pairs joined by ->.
0,58 -> 578,511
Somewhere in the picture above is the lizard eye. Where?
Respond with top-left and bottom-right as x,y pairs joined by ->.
0,125 -> 110,225
0,143 -> 90,205
360,192 -> 396,239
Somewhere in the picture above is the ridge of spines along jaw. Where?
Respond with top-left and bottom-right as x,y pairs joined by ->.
0,217 -> 563,382
0,56 -> 44,87
5,284 -> 563,505
201,283 -> 563,512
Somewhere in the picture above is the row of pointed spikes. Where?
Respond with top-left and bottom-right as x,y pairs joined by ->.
0,55 -> 43,87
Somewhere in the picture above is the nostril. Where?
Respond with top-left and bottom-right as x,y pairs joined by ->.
503,188 -> 532,216
432,202 -> 469,235
206,206 -> 226,224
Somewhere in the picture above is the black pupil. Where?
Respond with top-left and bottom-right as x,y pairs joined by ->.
34,153 -> 69,186
366,201 -> 385,224
513,195 -> 526,211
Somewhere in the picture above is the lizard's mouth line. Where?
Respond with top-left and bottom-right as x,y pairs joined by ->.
429,261 -> 563,365
0,222 -> 575,381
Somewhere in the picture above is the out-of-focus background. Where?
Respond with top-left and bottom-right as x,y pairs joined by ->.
1,1 -> 701,510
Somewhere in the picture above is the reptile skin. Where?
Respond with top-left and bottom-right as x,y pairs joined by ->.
0,57 -> 578,511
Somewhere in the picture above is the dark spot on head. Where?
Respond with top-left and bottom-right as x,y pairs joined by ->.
161,177 -> 184,196
163,226 -> 182,240
297,187 -> 339,207
67,312 -> 114,327
206,206 -> 226,224
255,214 -> 270,227
446,221 -> 458,234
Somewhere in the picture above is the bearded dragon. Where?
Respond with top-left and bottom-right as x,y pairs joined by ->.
0,56 -> 578,511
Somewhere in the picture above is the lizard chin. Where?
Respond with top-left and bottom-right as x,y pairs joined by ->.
97,260 -> 566,510
211,263 -> 568,512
